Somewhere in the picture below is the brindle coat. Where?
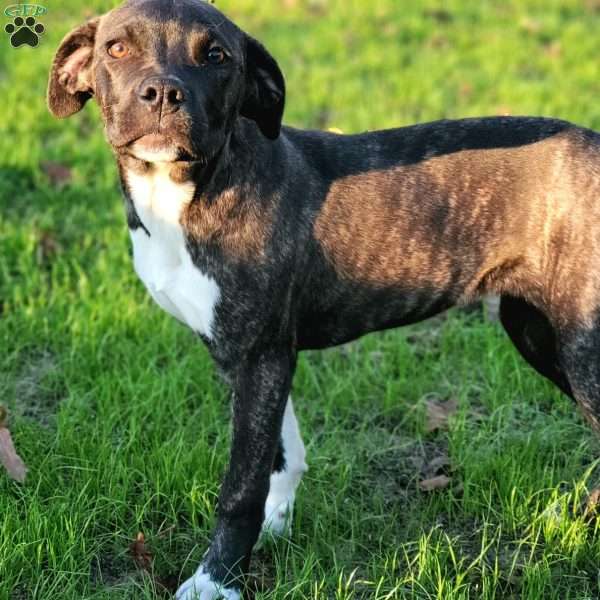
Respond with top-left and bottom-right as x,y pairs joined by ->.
47,0 -> 600,596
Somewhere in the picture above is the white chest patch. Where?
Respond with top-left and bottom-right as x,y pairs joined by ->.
126,165 -> 220,340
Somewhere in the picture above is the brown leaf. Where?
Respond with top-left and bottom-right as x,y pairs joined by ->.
130,532 -> 153,572
419,474 -> 451,492
0,409 -> 27,483
41,161 -> 72,187
425,398 -> 458,433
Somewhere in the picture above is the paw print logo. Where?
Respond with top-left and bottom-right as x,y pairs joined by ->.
5,15 -> 44,47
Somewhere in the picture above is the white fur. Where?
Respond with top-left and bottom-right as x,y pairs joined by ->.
176,565 -> 241,600
130,143 -> 179,163
261,396 -> 308,538
126,164 -> 220,339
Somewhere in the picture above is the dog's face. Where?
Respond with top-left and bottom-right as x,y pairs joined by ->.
47,0 -> 285,162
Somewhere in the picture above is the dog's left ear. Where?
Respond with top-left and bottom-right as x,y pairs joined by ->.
240,35 -> 285,140
47,18 -> 100,118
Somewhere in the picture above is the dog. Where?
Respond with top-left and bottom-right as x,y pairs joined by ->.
47,0 -> 600,597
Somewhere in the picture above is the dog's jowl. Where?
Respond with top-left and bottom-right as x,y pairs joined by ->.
48,0 -> 600,597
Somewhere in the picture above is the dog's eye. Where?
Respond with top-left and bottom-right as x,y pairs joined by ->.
206,46 -> 226,65
107,41 -> 129,59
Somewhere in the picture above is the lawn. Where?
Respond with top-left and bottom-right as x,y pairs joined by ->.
2,0 -> 600,598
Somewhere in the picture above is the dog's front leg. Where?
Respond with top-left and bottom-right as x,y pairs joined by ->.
261,396 -> 307,539
176,345 -> 295,600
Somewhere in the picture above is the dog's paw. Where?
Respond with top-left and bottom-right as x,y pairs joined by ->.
176,565 -> 241,600
261,493 -> 294,539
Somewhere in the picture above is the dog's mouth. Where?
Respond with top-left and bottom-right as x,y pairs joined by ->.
121,133 -> 196,163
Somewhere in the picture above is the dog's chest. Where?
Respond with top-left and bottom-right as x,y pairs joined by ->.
125,166 -> 220,339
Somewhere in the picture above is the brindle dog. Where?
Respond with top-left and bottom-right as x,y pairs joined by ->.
47,0 -> 600,597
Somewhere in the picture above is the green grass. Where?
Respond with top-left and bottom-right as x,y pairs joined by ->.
2,0 -> 600,598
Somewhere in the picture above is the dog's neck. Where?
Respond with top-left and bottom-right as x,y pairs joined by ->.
116,119 -> 282,262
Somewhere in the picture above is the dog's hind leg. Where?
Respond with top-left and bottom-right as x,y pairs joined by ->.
558,322 -> 600,431
502,293 -> 600,443
500,295 -> 573,397
261,395 -> 307,539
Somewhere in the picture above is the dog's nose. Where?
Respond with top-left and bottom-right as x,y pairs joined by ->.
137,77 -> 186,113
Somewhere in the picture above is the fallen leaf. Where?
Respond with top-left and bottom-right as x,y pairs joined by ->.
41,161 -> 72,187
0,407 -> 27,483
425,398 -> 458,433
130,532 -> 153,572
419,474 -> 451,492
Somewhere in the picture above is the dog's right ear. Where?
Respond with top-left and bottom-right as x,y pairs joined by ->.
47,18 -> 100,118
240,35 -> 285,140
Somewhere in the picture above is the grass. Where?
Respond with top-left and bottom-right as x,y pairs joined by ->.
2,0 -> 600,598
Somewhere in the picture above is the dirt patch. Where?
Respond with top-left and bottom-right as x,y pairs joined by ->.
366,435 -> 452,507
90,552 -> 133,589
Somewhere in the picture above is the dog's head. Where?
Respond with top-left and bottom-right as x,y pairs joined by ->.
47,0 -> 285,163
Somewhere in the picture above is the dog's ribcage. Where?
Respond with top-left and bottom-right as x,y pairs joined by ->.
125,165 -> 220,339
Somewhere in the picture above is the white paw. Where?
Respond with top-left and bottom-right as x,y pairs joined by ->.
176,565 -> 241,600
261,494 -> 294,538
